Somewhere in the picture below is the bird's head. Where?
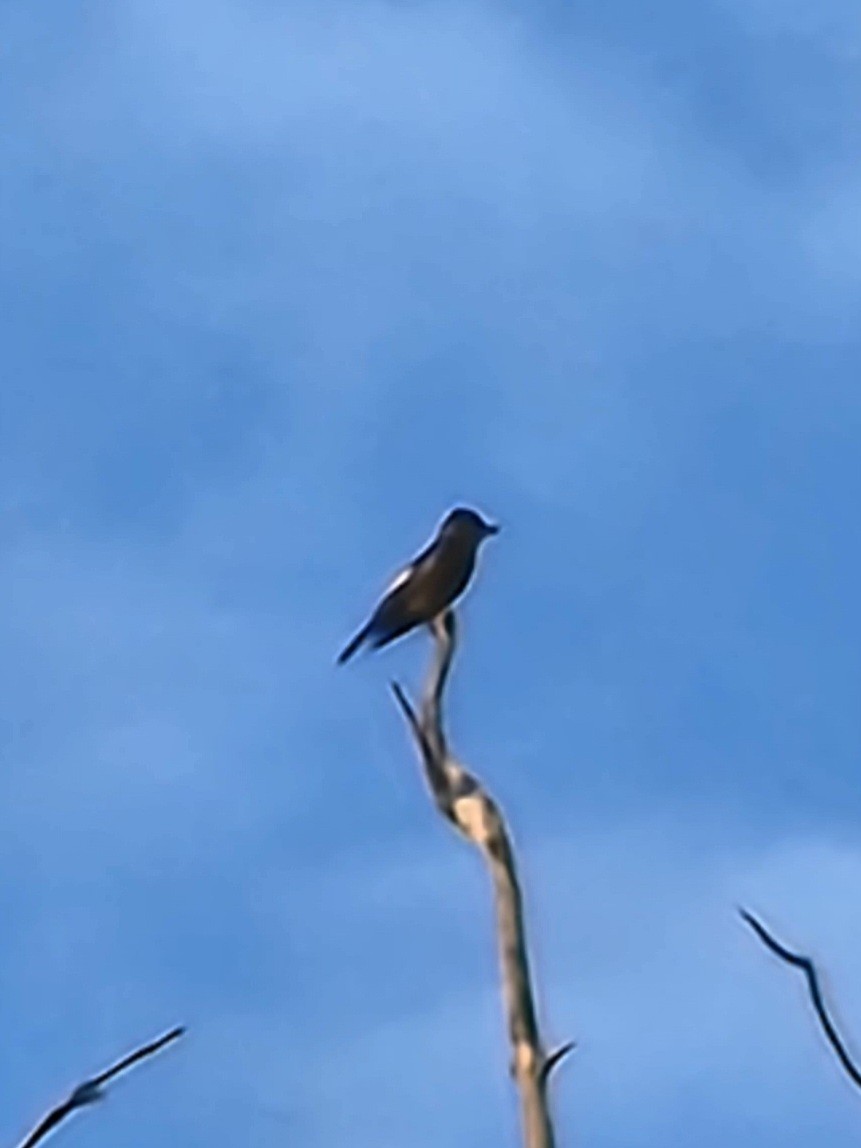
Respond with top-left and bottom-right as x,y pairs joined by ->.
440,506 -> 500,544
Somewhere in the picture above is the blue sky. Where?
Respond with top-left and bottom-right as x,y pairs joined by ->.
2,1 -> 861,1144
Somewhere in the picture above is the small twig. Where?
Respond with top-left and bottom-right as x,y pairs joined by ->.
740,907 -> 861,1090
390,680 -> 458,824
16,1026 -> 185,1148
390,681 -> 427,754
539,1042 -> 576,1087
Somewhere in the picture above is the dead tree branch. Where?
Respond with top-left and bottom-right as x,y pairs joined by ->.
15,1025 -> 185,1148
740,908 -> 861,1090
392,610 -> 571,1148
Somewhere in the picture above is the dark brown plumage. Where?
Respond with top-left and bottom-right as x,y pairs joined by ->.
337,507 -> 499,664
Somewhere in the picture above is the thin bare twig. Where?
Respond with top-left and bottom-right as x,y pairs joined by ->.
540,1042 -> 577,1087
740,907 -> 861,1090
16,1026 -> 185,1148
394,610 -> 569,1148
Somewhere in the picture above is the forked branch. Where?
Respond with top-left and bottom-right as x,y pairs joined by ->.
16,1025 -> 185,1148
393,611 -> 571,1148
740,908 -> 861,1090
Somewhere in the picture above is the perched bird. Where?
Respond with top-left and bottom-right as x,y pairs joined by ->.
337,506 -> 499,664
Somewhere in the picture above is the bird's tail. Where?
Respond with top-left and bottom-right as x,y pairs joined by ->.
337,623 -> 371,665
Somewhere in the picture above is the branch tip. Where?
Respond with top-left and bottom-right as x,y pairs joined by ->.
540,1041 -> 576,1085
738,907 -> 804,967
18,1025 -> 185,1148
390,679 -> 426,742
741,908 -> 861,1090
389,679 -> 413,714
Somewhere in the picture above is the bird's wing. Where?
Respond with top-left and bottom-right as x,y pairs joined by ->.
385,530 -> 441,591
381,563 -> 415,597
369,557 -> 428,636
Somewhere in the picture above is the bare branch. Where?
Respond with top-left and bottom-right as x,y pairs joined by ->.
393,608 -> 570,1148
389,680 -> 426,752
740,907 -> 861,1090
420,611 -> 457,763
16,1026 -> 185,1148
540,1042 -> 577,1087
390,680 -> 460,825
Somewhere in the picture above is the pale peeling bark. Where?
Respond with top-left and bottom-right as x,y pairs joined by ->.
392,611 -> 571,1148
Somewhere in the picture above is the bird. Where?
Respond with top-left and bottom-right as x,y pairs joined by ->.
337,506 -> 499,664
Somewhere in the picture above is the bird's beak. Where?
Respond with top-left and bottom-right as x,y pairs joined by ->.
484,521 -> 501,536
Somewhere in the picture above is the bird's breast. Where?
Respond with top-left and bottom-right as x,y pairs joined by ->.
415,549 -> 474,613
